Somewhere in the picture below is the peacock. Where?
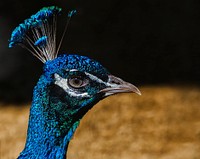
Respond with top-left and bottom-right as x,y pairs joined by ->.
9,6 -> 141,159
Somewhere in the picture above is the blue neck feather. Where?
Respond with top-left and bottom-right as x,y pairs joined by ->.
18,75 -> 80,159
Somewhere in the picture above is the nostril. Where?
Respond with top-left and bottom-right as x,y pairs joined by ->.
108,75 -> 123,85
110,79 -> 121,85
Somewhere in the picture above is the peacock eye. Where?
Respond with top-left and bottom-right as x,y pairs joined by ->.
68,76 -> 88,88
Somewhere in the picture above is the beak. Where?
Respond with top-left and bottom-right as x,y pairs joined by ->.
99,75 -> 141,97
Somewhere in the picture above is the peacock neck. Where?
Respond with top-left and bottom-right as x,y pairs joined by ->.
18,75 -> 80,159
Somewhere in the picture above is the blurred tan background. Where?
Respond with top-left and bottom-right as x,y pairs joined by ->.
1,86 -> 200,159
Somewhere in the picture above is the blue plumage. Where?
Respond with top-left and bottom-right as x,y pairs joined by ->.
34,36 -> 48,47
9,6 -> 61,48
9,24 -> 26,47
32,6 -> 61,20
18,54 -> 110,158
9,6 -> 141,159
9,6 -> 62,62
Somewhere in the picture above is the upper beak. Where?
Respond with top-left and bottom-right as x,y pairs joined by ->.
99,75 -> 141,97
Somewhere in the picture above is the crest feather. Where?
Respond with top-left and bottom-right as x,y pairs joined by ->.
9,6 -> 76,63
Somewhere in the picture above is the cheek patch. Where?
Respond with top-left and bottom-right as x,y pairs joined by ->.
54,73 -> 91,98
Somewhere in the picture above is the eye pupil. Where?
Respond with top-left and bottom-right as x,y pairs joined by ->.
73,78 -> 82,85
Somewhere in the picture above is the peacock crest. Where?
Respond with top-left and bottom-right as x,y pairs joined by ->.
9,6 -> 76,63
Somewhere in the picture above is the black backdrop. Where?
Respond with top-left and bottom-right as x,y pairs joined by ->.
0,0 -> 200,103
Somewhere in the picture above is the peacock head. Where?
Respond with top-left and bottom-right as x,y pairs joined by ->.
9,6 -> 141,111
9,6 -> 141,127
40,53 -> 140,115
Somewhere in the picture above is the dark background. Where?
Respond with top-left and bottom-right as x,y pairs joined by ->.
0,0 -> 200,103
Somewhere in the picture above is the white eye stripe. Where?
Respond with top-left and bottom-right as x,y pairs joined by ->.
54,70 -> 109,98
54,73 -> 91,98
84,72 -> 107,85
84,72 -> 116,87
69,69 -> 78,72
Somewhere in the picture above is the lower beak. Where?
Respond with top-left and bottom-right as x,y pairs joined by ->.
99,75 -> 141,97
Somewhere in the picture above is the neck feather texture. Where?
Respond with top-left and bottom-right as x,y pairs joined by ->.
18,75 -> 80,159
